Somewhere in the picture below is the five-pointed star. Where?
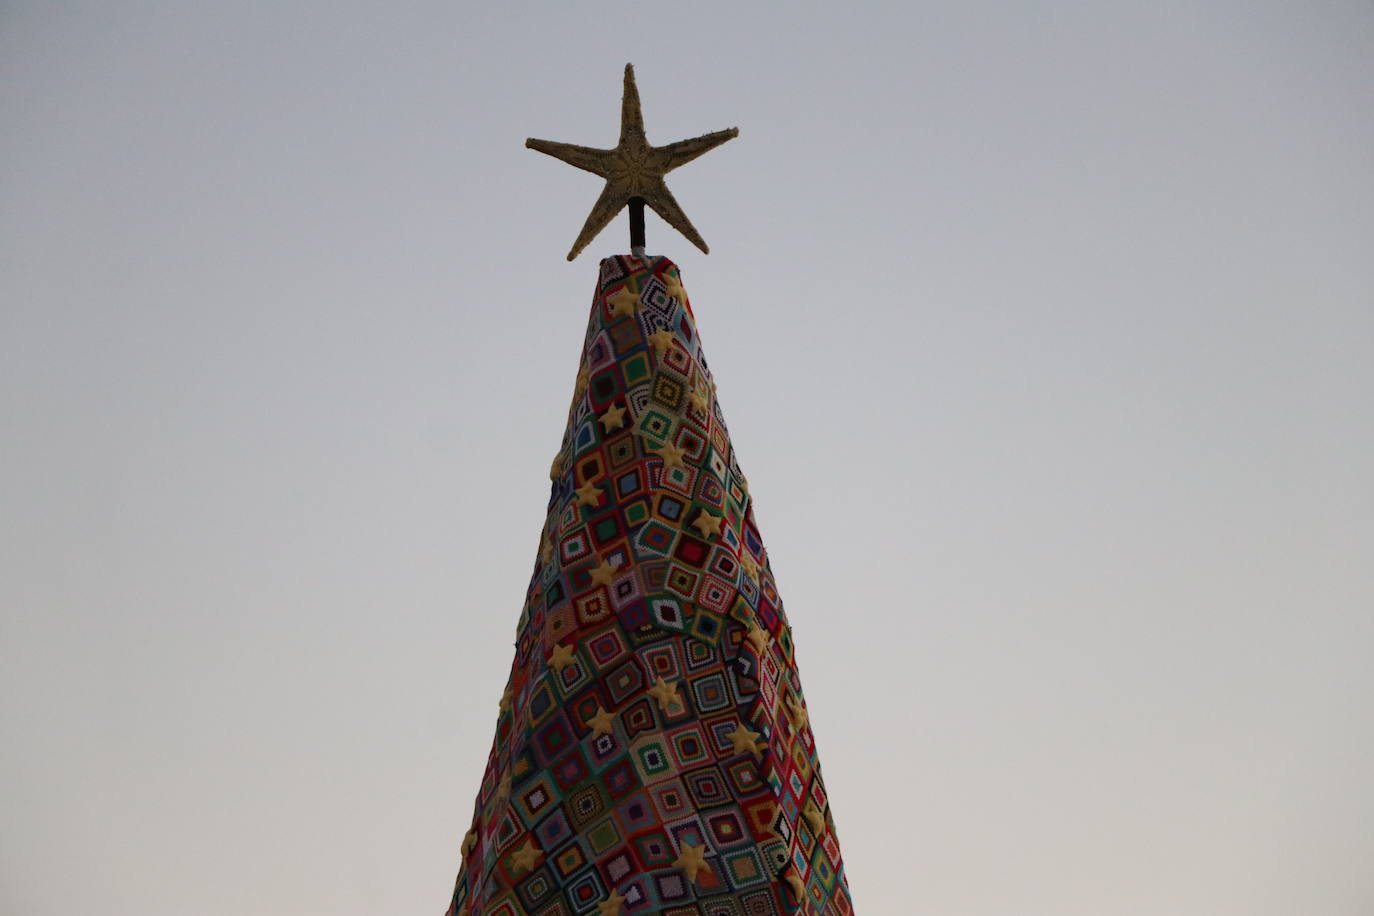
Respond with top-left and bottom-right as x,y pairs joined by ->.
665,276 -> 687,303
739,551 -> 760,580
597,888 -> 627,916
509,837 -> 542,873
647,328 -> 677,356
588,705 -> 616,737
688,387 -> 709,413
598,402 -> 628,431
549,452 -> 564,480
803,800 -> 827,836
785,691 -> 810,730
745,622 -> 770,655
588,555 -> 621,587
647,676 -> 682,713
653,441 -> 687,470
691,510 -> 724,539
575,363 -> 589,393
496,772 -> 512,801
726,721 -> 764,760
461,826 -> 479,859
549,642 -> 576,673
527,63 -> 739,261
608,287 -> 639,319
575,480 -> 602,507
783,869 -> 807,904
498,685 -> 513,714
673,840 -> 709,884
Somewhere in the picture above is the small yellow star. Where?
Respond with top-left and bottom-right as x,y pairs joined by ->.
575,480 -> 602,507
549,642 -> 576,674
648,328 -> 676,356
672,840 -> 709,883
541,537 -> 555,565
691,510 -> 724,539
597,888 -> 627,916
653,441 -> 687,470
588,555 -> 621,587
745,623 -> 770,655
666,277 -> 687,303
498,685 -> 513,714
496,772 -> 512,801
803,800 -> 827,836
783,868 -> 806,904
598,402 -> 628,431
738,552 -> 759,580
588,705 -> 616,737
647,676 -> 683,713
785,691 -> 810,730
726,721 -> 764,760
461,826 -> 479,859
550,452 -> 564,480
688,387 -> 709,412
575,362 -> 590,393
509,837 -> 542,873
608,287 -> 639,319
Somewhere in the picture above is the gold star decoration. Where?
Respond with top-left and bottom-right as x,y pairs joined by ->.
726,721 -> 764,760
739,551 -> 759,581
597,888 -> 627,916
802,800 -> 827,837
575,362 -> 590,393
745,622 -> 770,655
783,868 -> 807,904
549,642 -> 576,674
688,387 -> 709,413
527,63 -> 739,261
647,676 -> 683,713
509,837 -> 543,873
647,328 -> 677,357
588,705 -> 616,737
588,555 -> 621,587
549,452 -> 564,480
496,772 -> 512,801
575,480 -> 603,507
461,825 -> 479,859
691,510 -> 724,539
672,840 -> 709,884
653,441 -> 687,470
541,536 -> 555,566
498,685 -> 513,715
598,402 -> 628,431
608,287 -> 639,319
665,274 -> 687,302
785,691 -> 810,731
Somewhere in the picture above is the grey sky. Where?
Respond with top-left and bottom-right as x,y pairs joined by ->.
2,2 -> 1372,914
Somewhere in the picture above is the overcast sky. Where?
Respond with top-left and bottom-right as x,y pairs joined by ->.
2,2 -> 1372,914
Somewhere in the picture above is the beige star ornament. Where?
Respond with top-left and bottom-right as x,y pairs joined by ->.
598,402 -> 628,431
653,441 -> 687,470
588,555 -> 621,587
549,642 -> 576,674
575,480 -> 602,507
597,888 -> 627,916
588,705 -> 616,737
691,510 -> 724,539
647,676 -> 683,713
673,840 -> 709,884
608,287 -> 639,318
527,63 -> 738,261
726,721 -> 764,760
647,328 -> 677,357
509,837 -> 542,873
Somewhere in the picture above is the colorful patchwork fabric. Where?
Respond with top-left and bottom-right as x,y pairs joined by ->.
446,255 -> 853,916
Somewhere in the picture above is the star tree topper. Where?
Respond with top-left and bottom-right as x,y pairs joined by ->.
527,63 -> 739,260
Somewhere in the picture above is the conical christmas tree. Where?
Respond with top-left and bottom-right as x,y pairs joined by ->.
445,67 -> 852,916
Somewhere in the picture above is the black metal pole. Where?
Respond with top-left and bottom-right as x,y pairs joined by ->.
629,196 -> 646,252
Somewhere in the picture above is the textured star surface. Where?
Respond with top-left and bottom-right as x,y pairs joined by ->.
549,642 -> 576,673
509,838 -> 542,873
672,840 -> 709,884
588,556 -> 621,587
607,287 -> 639,318
647,676 -> 682,712
588,705 -> 616,737
575,480 -> 602,507
727,721 -> 764,760
653,441 -> 687,470
598,402 -> 628,431
597,888 -> 627,916
691,510 -> 724,539
527,63 -> 738,260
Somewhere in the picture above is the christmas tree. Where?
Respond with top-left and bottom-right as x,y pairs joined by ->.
447,65 -> 853,916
